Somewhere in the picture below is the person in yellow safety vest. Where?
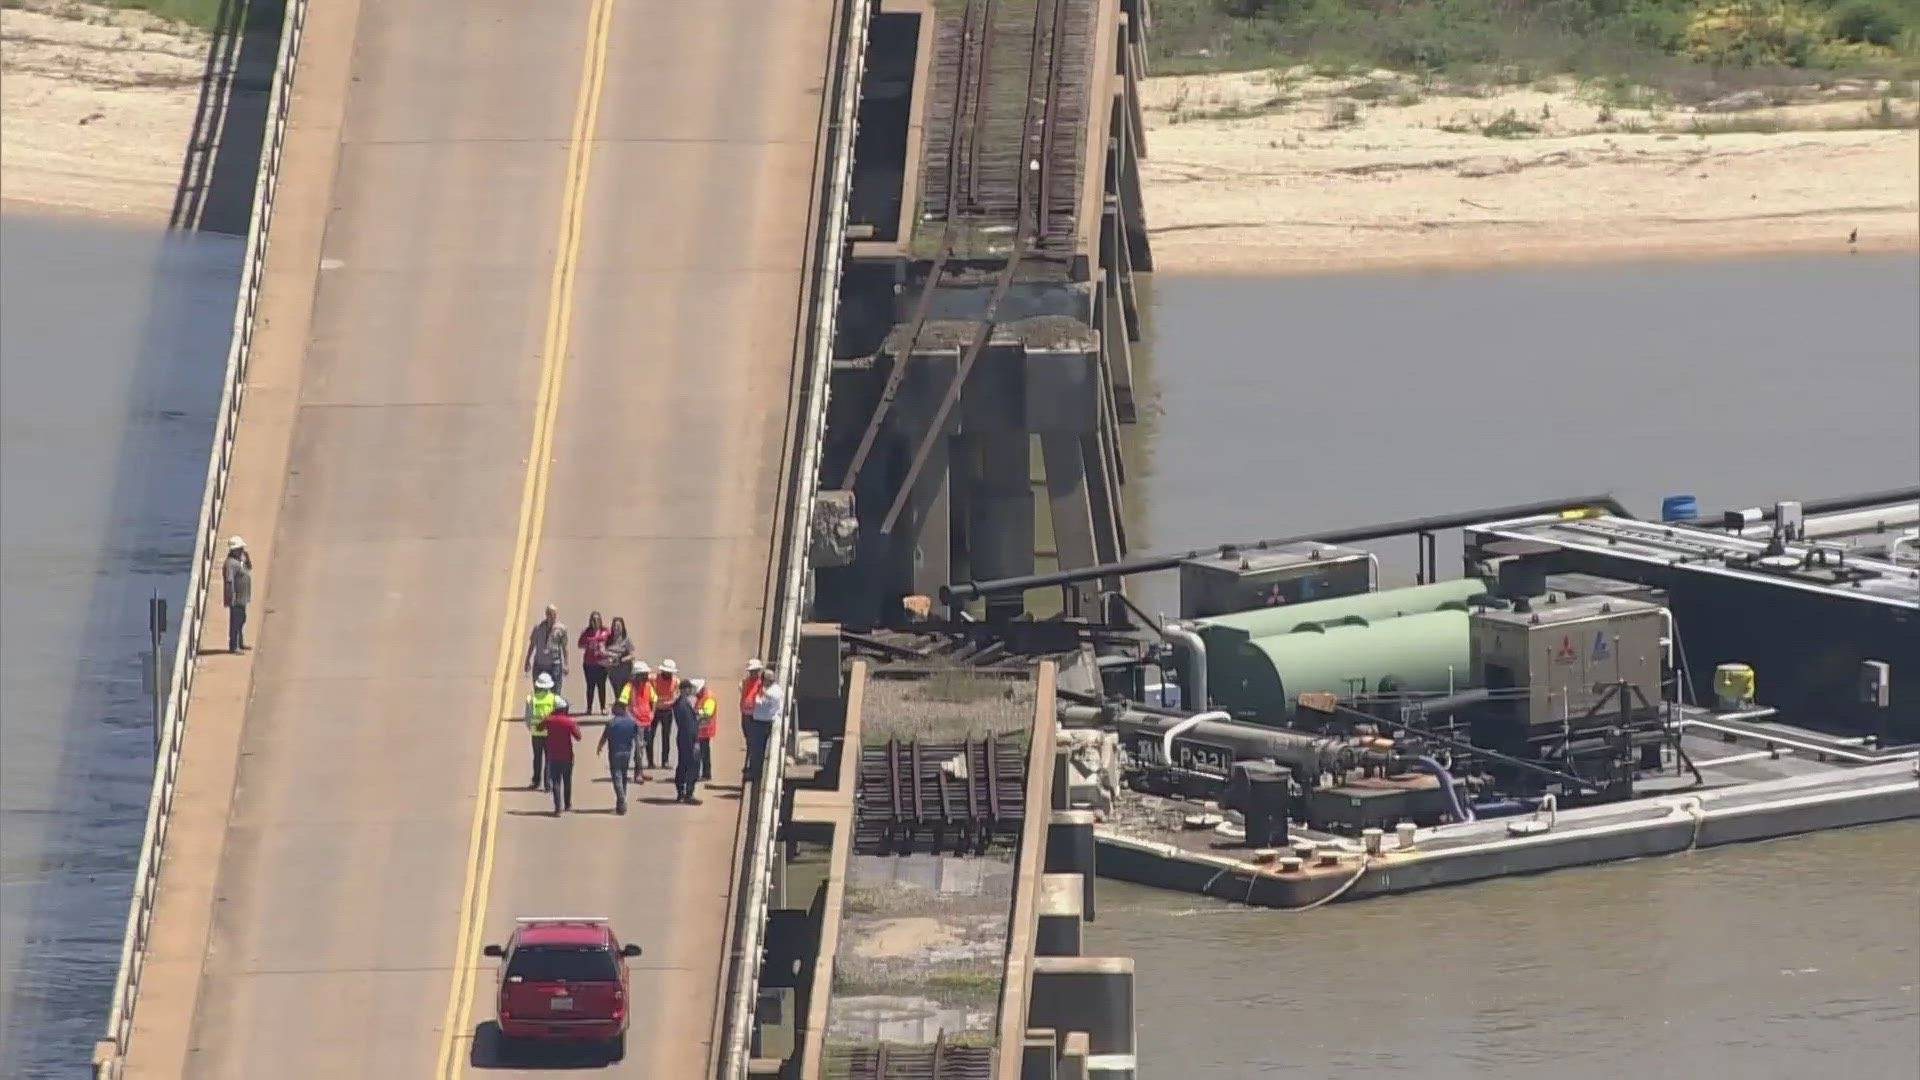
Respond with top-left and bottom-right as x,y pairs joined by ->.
648,659 -> 680,771
692,678 -> 718,783
525,671 -> 568,792
616,660 -> 652,781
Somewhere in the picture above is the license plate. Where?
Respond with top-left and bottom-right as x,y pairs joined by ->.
550,996 -> 574,1011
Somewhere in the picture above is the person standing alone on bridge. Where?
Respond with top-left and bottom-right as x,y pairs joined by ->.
525,672 -> 567,791
578,611 -> 611,713
597,697 -> 640,814
746,664 -> 785,785
543,703 -> 583,815
648,659 -> 680,772
222,536 -> 252,653
522,605 -> 568,696
672,679 -> 701,802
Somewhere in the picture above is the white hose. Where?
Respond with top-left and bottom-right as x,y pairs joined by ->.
1161,710 -> 1229,768
1278,854 -> 1372,911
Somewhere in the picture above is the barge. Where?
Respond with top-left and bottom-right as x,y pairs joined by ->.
852,488 -> 1920,908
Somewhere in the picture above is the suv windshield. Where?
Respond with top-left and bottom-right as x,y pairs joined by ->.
505,944 -> 619,982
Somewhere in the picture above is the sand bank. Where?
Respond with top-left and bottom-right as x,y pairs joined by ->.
1139,69 -> 1920,274
1,2 -> 208,221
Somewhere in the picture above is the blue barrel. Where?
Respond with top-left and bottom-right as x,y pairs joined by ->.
1661,494 -> 1698,523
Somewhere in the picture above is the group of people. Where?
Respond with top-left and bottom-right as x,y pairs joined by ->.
521,606 -> 786,816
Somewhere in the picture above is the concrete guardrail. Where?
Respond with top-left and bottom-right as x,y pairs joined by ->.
713,0 -> 871,1073
92,1 -> 311,1075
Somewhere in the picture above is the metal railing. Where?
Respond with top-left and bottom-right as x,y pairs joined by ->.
714,0 -> 871,1072
93,0 -> 310,1074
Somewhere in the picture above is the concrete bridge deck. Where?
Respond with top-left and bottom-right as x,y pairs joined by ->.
118,0 -> 837,1075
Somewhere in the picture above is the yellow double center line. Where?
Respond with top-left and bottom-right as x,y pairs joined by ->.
433,0 -> 616,1072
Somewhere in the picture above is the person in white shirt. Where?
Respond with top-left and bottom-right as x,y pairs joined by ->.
746,666 -> 785,783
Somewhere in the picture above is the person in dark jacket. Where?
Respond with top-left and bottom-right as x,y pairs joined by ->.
672,680 -> 701,803
222,536 -> 253,653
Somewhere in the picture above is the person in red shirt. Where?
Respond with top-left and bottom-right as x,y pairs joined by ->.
543,707 -> 583,815
577,612 -> 612,714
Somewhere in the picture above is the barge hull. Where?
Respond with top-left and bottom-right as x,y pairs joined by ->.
1094,759 -> 1919,908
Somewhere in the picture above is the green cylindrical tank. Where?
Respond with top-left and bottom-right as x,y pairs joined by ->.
1213,610 -> 1472,720
1195,578 -> 1486,649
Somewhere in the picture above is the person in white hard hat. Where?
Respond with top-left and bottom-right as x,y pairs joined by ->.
746,663 -> 785,785
739,659 -> 765,775
222,536 -> 253,653
647,659 -> 679,771
617,660 -> 653,782
524,671 -> 568,791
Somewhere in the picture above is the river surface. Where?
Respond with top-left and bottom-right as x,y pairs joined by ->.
0,212 -> 239,1077
1095,253 -> 1920,1078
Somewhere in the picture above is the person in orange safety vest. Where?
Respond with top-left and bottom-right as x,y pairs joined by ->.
739,658 -> 764,749
648,659 -> 680,771
616,660 -> 653,781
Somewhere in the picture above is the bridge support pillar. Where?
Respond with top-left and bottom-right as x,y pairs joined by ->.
970,433 -> 1036,622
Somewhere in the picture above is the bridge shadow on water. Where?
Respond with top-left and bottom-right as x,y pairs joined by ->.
469,1021 -> 621,1071
169,0 -> 285,235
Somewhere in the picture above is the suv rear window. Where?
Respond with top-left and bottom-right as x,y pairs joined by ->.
505,945 -> 619,982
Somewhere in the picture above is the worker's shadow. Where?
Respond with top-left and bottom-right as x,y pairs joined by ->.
469,1021 -> 615,1069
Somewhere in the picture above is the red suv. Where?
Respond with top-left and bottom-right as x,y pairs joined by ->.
482,917 -> 641,1060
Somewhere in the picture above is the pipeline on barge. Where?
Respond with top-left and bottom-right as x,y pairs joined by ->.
838,488 -> 1919,908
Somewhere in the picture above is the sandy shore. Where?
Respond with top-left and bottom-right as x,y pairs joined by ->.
1139,69 -> 1920,274
1,2 -> 209,221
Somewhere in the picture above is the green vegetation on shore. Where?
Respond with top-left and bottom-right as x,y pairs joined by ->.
7,0 -> 282,32
1150,0 -> 1920,87
107,0 -> 223,27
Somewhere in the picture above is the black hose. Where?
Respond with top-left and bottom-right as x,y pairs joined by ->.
942,492 -> 1630,603
1709,486 -> 1920,526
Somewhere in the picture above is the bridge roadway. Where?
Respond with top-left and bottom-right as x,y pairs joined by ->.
120,0 -> 835,1074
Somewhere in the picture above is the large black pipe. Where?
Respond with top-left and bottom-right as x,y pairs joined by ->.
942,493 -> 1630,604
1713,486 -> 1920,525
1402,688 -> 1493,719
1105,709 -> 1366,779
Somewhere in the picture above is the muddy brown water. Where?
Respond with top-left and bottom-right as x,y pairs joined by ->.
0,211 -> 239,1077
1093,255 -> 1920,1077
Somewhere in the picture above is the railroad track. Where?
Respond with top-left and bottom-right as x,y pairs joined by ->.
840,0 -> 1081,527
830,1038 -> 994,1079
854,736 -> 1030,856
